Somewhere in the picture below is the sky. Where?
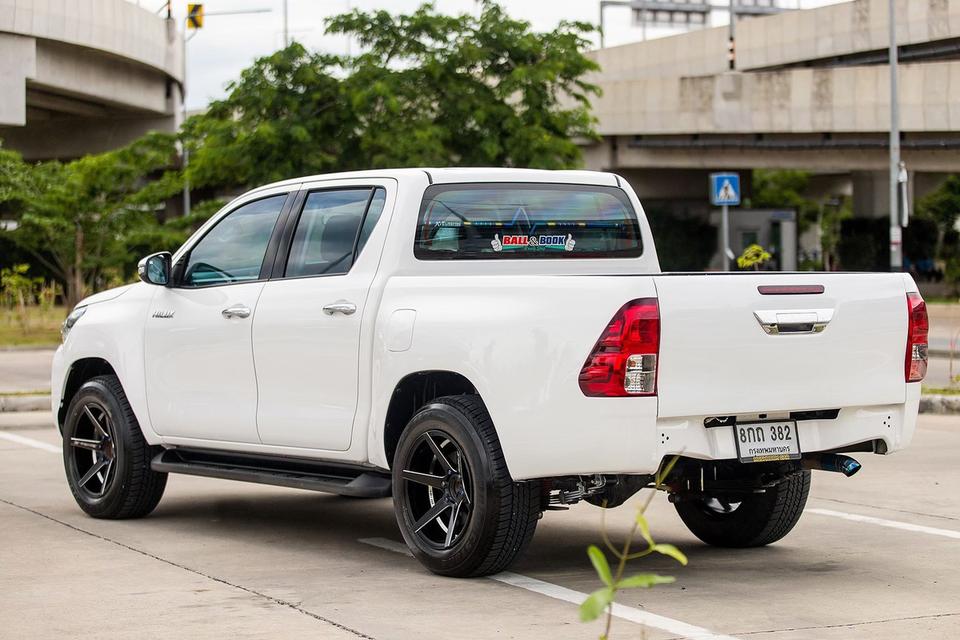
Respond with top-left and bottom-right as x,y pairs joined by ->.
154,0 -> 849,111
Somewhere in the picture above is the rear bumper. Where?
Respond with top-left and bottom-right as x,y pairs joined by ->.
656,383 -> 921,464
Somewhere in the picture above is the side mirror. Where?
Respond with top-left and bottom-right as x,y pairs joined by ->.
137,252 -> 172,286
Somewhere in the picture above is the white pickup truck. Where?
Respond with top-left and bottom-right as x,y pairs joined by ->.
53,168 -> 927,577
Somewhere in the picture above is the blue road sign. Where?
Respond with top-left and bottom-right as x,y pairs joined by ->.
709,172 -> 740,206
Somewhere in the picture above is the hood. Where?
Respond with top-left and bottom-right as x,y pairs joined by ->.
76,284 -> 135,308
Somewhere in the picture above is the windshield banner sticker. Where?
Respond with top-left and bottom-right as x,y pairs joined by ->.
491,234 -> 576,252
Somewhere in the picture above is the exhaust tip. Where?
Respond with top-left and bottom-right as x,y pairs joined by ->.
838,456 -> 861,477
802,453 -> 862,477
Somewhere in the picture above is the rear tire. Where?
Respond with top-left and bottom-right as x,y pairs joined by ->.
63,375 -> 167,519
392,395 -> 540,577
674,471 -> 810,547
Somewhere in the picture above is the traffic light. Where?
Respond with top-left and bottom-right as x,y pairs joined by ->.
187,3 -> 203,29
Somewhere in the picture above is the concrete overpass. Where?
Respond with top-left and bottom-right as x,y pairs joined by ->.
582,0 -> 960,221
0,0 -> 182,160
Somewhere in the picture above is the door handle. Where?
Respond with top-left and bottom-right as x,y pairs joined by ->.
222,304 -> 252,319
322,301 -> 357,316
754,308 -> 833,335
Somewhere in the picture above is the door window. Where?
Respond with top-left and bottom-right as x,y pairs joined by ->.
182,195 -> 286,287
285,187 -> 386,277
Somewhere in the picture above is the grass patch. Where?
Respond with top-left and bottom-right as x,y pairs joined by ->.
922,386 -> 960,396
0,306 -> 65,347
0,390 -> 50,397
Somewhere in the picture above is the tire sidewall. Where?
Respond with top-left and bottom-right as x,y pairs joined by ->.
63,378 -> 133,517
393,402 -> 501,576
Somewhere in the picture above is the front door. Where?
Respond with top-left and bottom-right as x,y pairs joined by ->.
144,192 -> 289,443
254,184 -> 390,451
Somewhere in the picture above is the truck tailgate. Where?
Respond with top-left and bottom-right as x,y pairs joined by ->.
653,273 -> 908,418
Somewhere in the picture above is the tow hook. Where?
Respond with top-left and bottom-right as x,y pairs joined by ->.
802,453 -> 862,477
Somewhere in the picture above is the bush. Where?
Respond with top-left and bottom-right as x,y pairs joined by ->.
646,209 -> 717,272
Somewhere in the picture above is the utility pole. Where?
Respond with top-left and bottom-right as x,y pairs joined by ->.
888,0 -> 902,271
728,0 -> 736,70
179,7 -> 272,218
283,0 -> 289,47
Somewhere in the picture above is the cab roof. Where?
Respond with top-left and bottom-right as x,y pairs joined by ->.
247,167 -> 621,196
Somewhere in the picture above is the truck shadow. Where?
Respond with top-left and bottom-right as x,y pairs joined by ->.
148,485 -> 844,583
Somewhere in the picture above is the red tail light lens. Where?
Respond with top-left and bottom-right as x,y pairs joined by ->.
579,298 -> 660,397
905,292 -> 928,383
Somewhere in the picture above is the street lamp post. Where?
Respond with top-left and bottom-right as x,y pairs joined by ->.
179,8 -> 271,218
888,0 -> 902,271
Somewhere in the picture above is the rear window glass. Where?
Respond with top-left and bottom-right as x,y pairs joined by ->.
414,183 -> 643,260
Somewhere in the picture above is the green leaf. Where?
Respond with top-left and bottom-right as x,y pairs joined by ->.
579,587 -> 614,622
617,573 -> 676,589
587,544 -> 613,586
635,513 -> 654,547
653,544 -> 688,566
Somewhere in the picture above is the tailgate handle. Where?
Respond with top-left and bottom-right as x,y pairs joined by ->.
754,309 -> 834,335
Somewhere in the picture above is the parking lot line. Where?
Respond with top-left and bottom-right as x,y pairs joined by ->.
807,508 -> 960,540
358,537 -> 742,640
0,431 -> 60,453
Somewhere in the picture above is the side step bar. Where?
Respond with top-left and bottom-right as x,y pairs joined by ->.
151,448 -> 392,498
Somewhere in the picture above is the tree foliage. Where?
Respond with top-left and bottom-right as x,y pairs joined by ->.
0,134 -> 185,307
185,1 -> 600,191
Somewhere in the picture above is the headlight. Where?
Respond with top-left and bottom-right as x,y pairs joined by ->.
61,306 -> 87,342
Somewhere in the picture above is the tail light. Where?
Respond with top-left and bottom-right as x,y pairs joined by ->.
905,292 -> 928,383
579,298 -> 659,397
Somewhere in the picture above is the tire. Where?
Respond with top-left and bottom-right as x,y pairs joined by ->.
62,375 -> 167,519
392,395 -> 540,577
674,471 -> 811,547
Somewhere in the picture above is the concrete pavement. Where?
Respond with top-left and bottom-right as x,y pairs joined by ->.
1,415 -> 958,639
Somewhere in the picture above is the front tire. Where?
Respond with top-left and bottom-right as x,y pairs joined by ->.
674,471 -> 810,547
392,395 -> 540,577
63,375 -> 167,519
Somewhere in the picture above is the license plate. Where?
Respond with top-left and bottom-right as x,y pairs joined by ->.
733,421 -> 801,463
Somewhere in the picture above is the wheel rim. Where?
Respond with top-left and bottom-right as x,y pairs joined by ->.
700,496 -> 743,515
69,402 -> 117,498
400,430 -> 473,550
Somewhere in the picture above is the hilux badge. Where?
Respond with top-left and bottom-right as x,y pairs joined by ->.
152,310 -> 175,319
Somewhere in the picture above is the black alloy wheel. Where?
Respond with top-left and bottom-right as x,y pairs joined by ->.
399,430 -> 473,550
63,375 -> 167,519
67,401 -> 117,498
392,395 -> 540,577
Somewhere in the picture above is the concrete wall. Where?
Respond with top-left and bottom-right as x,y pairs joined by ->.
737,0 -> 960,70
590,0 -> 960,79
0,0 -> 182,81
591,61 -> 960,136
0,0 -> 181,158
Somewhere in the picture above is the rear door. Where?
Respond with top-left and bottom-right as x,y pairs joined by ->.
653,273 -> 908,418
253,181 -> 393,451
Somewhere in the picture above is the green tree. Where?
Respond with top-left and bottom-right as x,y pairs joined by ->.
328,0 -> 600,169
183,45 -> 356,190
0,134 -> 183,307
915,174 -> 960,290
185,1 -> 600,191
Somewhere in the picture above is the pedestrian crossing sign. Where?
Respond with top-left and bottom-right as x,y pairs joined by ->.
710,172 -> 740,206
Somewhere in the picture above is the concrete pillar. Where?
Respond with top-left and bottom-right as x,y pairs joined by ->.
0,34 -> 36,127
852,170 -> 888,219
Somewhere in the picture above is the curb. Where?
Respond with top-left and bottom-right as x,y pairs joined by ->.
0,395 -> 51,412
0,345 -> 58,352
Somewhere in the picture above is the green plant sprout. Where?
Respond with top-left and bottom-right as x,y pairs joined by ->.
737,244 -> 773,270
579,456 -> 687,639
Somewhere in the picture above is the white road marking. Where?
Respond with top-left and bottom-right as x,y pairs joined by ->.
358,537 -> 741,640
807,508 -> 960,540
0,431 -> 61,454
